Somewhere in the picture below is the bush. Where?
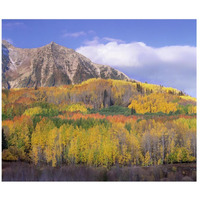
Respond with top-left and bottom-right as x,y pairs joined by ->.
2,149 -> 18,161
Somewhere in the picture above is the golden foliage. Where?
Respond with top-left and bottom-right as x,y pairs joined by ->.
128,93 -> 178,114
2,114 -> 196,167
23,107 -> 43,116
2,79 -> 196,167
188,105 -> 196,114
66,104 -> 87,113
180,95 -> 196,102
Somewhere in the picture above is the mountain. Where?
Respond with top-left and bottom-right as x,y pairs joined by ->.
2,40 -> 130,89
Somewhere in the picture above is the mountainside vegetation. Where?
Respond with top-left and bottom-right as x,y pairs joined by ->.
2,78 -> 196,168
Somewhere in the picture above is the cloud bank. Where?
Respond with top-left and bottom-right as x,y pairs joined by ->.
76,39 -> 196,97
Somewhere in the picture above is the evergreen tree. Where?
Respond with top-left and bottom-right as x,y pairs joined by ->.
2,129 -> 8,150
131,107 -> 136,115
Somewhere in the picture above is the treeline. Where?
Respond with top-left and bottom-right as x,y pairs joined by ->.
2,115 -> 196,167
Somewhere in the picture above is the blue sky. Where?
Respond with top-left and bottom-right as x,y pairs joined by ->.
2,19 -> 196,97
2,19 -> 196,48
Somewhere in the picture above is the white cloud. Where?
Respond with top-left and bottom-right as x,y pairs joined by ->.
63,31 -> 86,38
83,36 -> 125,46
62,30 -> 96,38
76,41 -> 196,97
3,22 -> 24,28
83,36 -> 100,45
88,30 -> 96,34
102,37 -> 124,43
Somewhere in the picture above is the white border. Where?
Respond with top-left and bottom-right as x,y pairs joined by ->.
0,1 -> 199,200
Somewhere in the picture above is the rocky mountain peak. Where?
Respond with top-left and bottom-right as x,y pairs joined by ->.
2,40 -> 13,48
2,41 -> 131,89
47,41 -> 57,47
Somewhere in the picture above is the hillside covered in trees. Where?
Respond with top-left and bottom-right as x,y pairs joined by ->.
2,78 -> 196,172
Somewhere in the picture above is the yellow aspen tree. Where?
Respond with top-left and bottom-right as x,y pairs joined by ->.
144,151 -> 151,166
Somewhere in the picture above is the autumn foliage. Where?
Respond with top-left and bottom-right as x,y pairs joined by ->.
2,115 -> 196,167
2,79 -> 196,167
128,93 -> 178,114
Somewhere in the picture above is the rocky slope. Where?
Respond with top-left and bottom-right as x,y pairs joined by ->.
2,40 -> 130,89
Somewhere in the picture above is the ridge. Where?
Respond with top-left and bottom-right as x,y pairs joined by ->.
2,40 -> 131,88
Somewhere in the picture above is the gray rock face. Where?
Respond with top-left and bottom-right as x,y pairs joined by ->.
2,40 -> 130,88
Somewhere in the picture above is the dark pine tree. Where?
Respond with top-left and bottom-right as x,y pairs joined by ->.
2,129 -> 8,150
131,107 -> 136,115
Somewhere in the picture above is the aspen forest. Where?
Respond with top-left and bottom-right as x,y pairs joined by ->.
2,79 -> 196,181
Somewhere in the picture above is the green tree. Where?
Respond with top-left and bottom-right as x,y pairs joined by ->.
2,129 -> 8,150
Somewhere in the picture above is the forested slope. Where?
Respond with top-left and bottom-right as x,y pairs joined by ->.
2,78 -> 196,167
